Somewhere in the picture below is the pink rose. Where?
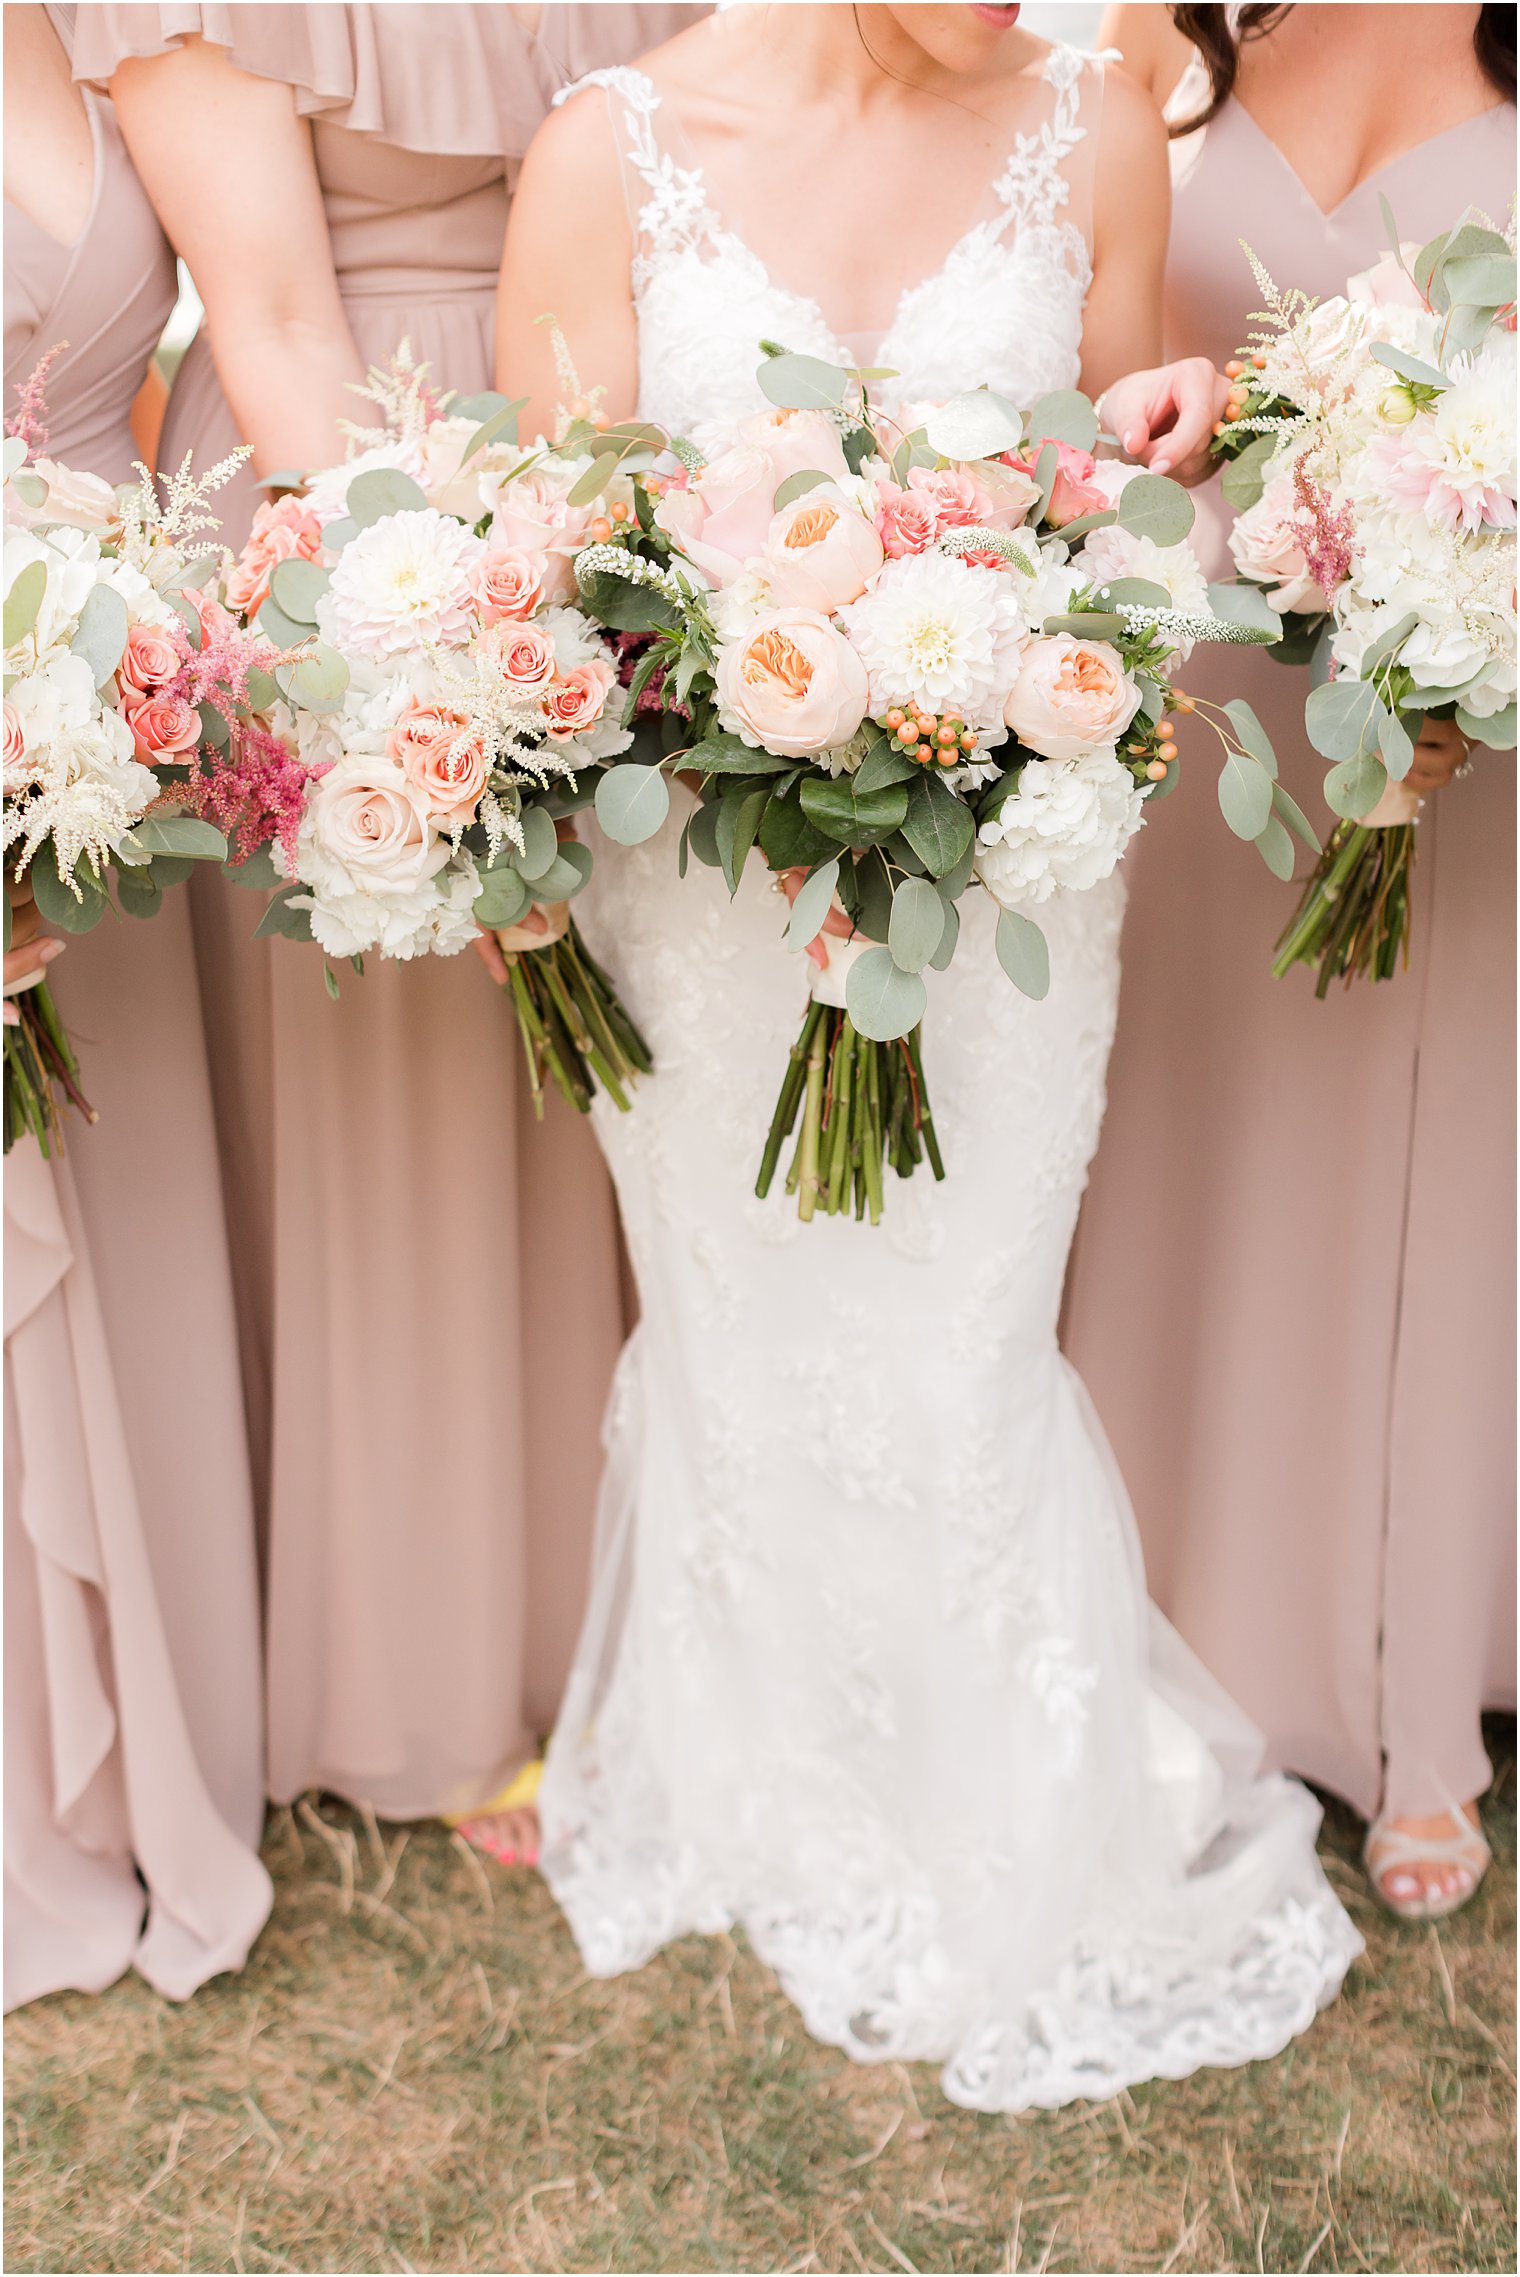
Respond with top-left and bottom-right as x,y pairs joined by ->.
471,547 -> 545,626
737,406 -> 851,487
125,690 -> 201,759
875,482 -> 941,558
1349,246 -> 1428,314
481,621 -> 556,694
760,486 -> 885,613
387,702 -> 490,822
1011,438 -> 1108,529
3,699 -> 25,773
118,624 -> 182,701
1227,473 -> 1321,612
542,659 -> 615,741
307,758 -> 441,894
490,472 -> 594,604
907,465 -> 993,529
1004,635 -> 1142,760
226,495 -> 324,616
189,589 -> 238,647
655,443 -> 779,585
715,608 -> 869,758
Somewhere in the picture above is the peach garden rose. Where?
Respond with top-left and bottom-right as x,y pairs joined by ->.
1004,634 -> 1142,761
760,486 -> 885,613
714,607 -> 869,758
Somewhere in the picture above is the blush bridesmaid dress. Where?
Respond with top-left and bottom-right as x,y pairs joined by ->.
73,4 -> 701,1821
4,11 -> 270,2006
1065,59 -> 1516,1826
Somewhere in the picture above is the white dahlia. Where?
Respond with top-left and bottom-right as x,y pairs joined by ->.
973,750 -> 1146,908
1075,525 -> 1210,620
840,551 -> 1027,730
317,509 -> 486,665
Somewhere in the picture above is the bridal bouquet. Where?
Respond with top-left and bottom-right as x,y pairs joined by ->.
1212,212 -> 1517,989
2,411 -> 308,1154
574,350 -> 1282,1220
225,353 -> 651,1115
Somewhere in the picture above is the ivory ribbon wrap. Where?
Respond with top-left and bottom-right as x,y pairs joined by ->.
807,930 -> 872,1011
3,966 -> 48,999
496,900 -> 571,954
1363,779 -> 1423,829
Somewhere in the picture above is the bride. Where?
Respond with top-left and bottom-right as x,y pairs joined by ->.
495,3 -> 1361,2112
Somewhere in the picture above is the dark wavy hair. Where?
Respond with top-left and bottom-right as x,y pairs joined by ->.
1168,4 -> 1517,135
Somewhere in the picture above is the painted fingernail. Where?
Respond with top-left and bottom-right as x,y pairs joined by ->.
1152,457 -> 1172,475
37,940 -> 64,961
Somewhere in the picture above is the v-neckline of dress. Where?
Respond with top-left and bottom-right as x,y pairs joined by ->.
1227,96 -> 1511,225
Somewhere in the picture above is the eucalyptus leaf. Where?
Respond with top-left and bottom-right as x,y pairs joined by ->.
1270,779 -> 1321,855
70,583 -> 129,686
1223,697 -> 1278,778
1305,676 -> 1385,762
785,857 -> 841,953
269,557 -> 330,624
1045,506 -> 1117,544
595,763 -> 670,845
845,944 -> 927,1041
1378,707 -> 1415,781
772,468 -> 834,510
1324,751 -> 1387,819
285,644 -> 349,712
450,390 -> 512,426
1041,611 -> 1126,641
244,666 -> 283,712
577,568 -> 683,636
30,847 -> 108,933
1308,619 -> 1337,689
1442,253 -> 1517,307
1444,303 -> 1495,359
147,854 -> 193,890
1456,701 -> 1517,750
1208,579 -> 1283,640
900,770 -> 974,878
114,865 -> 163,920
928,891 -> 960,971
461,398 -> 529,462
1026,390 -> 1099,451
1031,441 -> 1058,518
853,847 -> 893,942
1362,610 -> 1421,676
111,829 -> 154,867
1142,756 -> 1180,802
1369,341 -> 1448,391
8,472 -> 47,510
130,815 -> 227,860
887,876 -> 945,973
1254,813 -> 1297,881
756,352 -> 847,412
528,842 -> 593,903
253,885 -> 315,941
1220,433 -> 1277,512
346,466 -> 428,526
256,595 -> 312,652
994,906 -> 1050,1000
473,865 -> 530,930
4,558 -> 46,650
226,844 -> 282,890
1091,576 -> 1172,613
687,732 -> 792,776
716,785 -> 769,895
1217,748 -> 1274,839
3,436 -> 28,481
1115,472 -> 1195,545
514,803 -> 561,879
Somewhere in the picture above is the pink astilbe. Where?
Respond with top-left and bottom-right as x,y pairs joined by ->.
158,615 -> 330,865
5,342 -> 67,454
1290,459 -> 1358,601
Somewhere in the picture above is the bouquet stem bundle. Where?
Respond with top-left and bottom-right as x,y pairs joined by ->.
4,980 -> 96,1156
757,1004 -> 944,1224
1272,813 -> 1416,994
504,921 -> 652,1117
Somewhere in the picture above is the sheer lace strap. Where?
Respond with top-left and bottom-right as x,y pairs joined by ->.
553,65 -> 716,268
987,44 -> 1103,263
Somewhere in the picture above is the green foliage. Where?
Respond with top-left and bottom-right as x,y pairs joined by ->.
994,906 -> 1050,999
69,584 -> 129,687
886,876 -> 945,973
900,771 -> 974,877
844,944 -> 926,1041
798,775 -> 910,849
4,559 -> 46,649
784,858 -> 840,952
346,467 -> 428,526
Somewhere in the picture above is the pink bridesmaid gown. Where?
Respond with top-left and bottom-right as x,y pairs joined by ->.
73,4 -> 702,1820
1065,68 -> 1517,1823
4,33 -> 271,2007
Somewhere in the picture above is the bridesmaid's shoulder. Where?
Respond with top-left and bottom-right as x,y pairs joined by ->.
1099,4 -> 1195,108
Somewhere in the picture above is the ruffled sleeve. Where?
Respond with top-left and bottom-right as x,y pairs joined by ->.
70,3 -> 564,158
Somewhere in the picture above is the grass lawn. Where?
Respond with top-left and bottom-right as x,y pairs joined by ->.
6,1720 -> 1514,2275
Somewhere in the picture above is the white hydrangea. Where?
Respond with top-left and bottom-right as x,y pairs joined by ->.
3,650 -> 156,880
316,508 -> 486,665
1073,524 -> 1210,655
840,550 -> 1027,728
973,750 -> 1146,908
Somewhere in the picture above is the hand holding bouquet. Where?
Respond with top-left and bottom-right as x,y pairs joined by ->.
3,394 -> 317,1153
221,351 -> 651,1114
1212,210 -> 1517,989
574,349 -> 1280,1220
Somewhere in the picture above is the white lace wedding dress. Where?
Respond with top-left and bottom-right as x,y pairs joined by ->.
542,41 -> 1361,2114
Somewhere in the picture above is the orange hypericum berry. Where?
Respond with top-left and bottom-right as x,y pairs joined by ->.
589,516 -> 613,543
885,707 -> 906,730
897,719 -> 920,745
1146,758 -> 1170,781
1225,359 -> 1244,379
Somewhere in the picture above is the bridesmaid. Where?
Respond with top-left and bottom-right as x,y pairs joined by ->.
1074,2 -> 1515,1917
76,3 -> 701,1859
4,2 -> 270,2006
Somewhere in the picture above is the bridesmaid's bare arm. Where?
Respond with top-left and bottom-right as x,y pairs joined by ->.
1099,5 -> 1195,106
1082,59 -> 1226,485
496,91 -> 638,437
109,36 -> 364,479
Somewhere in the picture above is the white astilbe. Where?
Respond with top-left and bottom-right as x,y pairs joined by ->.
339,339 -> 446,455
3,651 -> 156,888
118,446 -> 252,563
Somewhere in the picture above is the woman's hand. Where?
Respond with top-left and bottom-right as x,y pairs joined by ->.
1100,359 -> 1231,486
777,868 -> 856,973
2,881 -> 63,1025
472,901 -> 571,983
1407,715 -> 1474,794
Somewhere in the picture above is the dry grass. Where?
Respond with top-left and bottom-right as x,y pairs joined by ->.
6,1723 -> 1514,2275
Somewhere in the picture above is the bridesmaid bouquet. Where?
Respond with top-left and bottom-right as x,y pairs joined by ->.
575,350 -> 1279,1221
2,427 -> 309,1155
225,353 -> 651,1115
1212,212 -> 1517,990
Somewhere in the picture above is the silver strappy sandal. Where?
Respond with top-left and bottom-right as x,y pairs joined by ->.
1364,1805 -> 1490,1921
